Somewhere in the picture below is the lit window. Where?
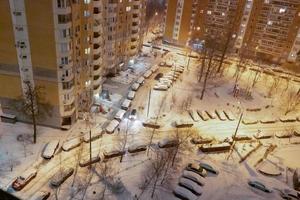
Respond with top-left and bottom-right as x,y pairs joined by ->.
84,0 -> 90,4
279,8 -> 286,13
207,10 -> 212,15
126,6 -> 131,12
85,47 -> 90,55
221,12 -> 225,16
84,10 -> 90,17
267,20 -> 272,25
196,26 -> 200,31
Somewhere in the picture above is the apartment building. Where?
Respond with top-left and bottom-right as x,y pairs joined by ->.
0,0 -> 146,128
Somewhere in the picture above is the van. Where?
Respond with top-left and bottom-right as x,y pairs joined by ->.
121,99 -> 132,110
115,109 -> 126,121
106,119 -> 120,134
127,91 -> 136,100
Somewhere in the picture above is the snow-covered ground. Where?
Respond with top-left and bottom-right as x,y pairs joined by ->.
0,44 -> 300,200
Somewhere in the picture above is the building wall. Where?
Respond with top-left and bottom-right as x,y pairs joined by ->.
164,0 -> 178,43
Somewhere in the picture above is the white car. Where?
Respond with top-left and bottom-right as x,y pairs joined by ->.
151,65 -> 159,72
153,84 -> 168,91
121,99 -> 132,110
182,170 -> 205,186
29,191 -> 50,200
188,110 -> 200,122
173,186 -> 198,200
83,128 -> 103,142
79,155 -> 101,167
114,109 -> 126,121
179,177 -> 203,196
62,138 -> 81,151
137,77 -> 145,85
260,117 -> 278,124
105,119 -> 120,134
143,70 -> 152,78
50,168 -> 74,187
127,90 -> 136,100
197,110 -> 210,121
128,143 -> 147,153
131,83 -> 140,91
42,140 -> 59,159
159,81 -> 171,88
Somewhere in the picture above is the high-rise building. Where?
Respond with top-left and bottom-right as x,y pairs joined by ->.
0,0 -> 146,128
164,0 -> 300,63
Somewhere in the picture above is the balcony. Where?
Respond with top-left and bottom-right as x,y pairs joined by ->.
93,64 -> 102,75
62,105 -> 76,117
93,34 -> 102,43
93,75 -> 102,86
60,72 -> 74,83
93,8 -> 102,19
93,44 -> 102,55
93,55 -> 102,65
93,83 -> 101,95
62,93 -> 75,105
93,23 -> 102,33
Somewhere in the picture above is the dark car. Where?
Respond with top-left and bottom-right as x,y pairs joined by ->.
199,162 -> 219,174
248,180 -> 272,193
12,169 -> 37,191
50,168 -> 74,187
186,163 -> 207,177
154,73 -> 164,80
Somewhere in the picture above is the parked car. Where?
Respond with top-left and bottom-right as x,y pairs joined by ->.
174,120 -> 193,128
50,168 -> 74,187
154,73 -> 164,80
260,118 -> 278,124
153,84 -> 168,91
143,70 -> 152,78
129,109 -> 137,120
279,116 -> 297,123
151,65 -> 159,72
182,170 -> 205,186
188,110 -> 200,122
186,163 -> 207,178
127,90 -> 136,100
199,162 -> 219,174
115,109 -> 126,121
253,131 -> 273,139
128,144 -> 147,153
131,83 -> 140,91
275,131 -> 293,138
173,186 -> 198,200
83,128 -> 102,142
277,188 -> 300,200
190,137 -> 213,145
121,99 -> 132,110
142,120 -> 161,129
105,119 -> 120,134
79,155 -> 101,167
215,110 -> 227,121
29,191 -> 50,200
232,135 -> 252,141
159,61 -> 166,67
248,180 -> 272,193
103,149 -> 125,159
12,168 -> 37,191
137,77 -> 145,85
42,140 -> 59,159
242,118 -> 259,125
159,80 -> 171,88
62,137 -> 81,151
158,138 -> 178,148
166,60 -> 173,67
178,177 -> 203,196
197,110 -> 210,121
205,110 -> 217,119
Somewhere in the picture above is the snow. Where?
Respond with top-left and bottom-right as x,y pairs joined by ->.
173,185 -> 198,200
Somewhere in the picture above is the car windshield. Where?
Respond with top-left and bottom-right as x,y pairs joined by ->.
254,181 -> 264,188
131,109 -> 136,115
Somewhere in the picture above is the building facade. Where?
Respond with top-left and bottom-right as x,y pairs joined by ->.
164,0 -> 300,63
0,0 -> 146,128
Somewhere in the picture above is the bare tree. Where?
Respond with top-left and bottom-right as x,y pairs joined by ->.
268,76 -> 281,98
17,81 -> 51,143
283,88 -> 300,115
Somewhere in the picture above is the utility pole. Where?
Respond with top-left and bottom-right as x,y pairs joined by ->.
147,89 -> 151,118
227,112 -> 243,160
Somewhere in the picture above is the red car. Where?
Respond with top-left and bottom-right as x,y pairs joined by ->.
12,169 -> 37,191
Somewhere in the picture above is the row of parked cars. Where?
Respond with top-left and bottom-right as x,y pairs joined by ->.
253,130 -> 300,140
173,162 -> 218,200
242,115 -> 300,125
188,109 -> 236,122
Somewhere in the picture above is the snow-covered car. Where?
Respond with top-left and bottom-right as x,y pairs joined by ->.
232,135 -> 252,141
197,110 -> 210,121
153,84 -> 168,91
50,168 -> 74,187
164,75 -> 177,81
143,70 -> 152,78
277,188 -> 300,200
215,110 -> 227,121
186,163 -> 207,178
121,99 -> 132,110
199,142 -> 231,153
103,149 -> 125,159
190,136 -> 213,145
188,110 -> 200,122
253,131 -> 273,139
159,77 -> 173,83
131,83 -> 140,91
127,90 -> 136,100
174,120 -> 194,128
224,111 -> 235,121
165,60 -> 173,67
205,110 -> 217,119
114,109 -> 126,121
42,140 -> 59,159
128,143 -> 147,153
248,180 -> 272,193
142,120 -> 161,129
12,168 -> 37,191
158,61 -> 166,67
151,65 -> 159,72
105,119 -> 120,134
173,186 -> 198,200
260,117 -> 278,124
158,138 -> 178,148
275,131 -> 293,138
79,155 -> 101,167
83,128 -> 103,142
137,77 -> 145,85
199,162 -> 219,174
178,177 -> 203,196
171,67 -> 184,73
294,129 -> 300,137
182,170 -> 205,186
29,190 -> 50,200
279,116 -> 297,123
159,81 -> 172,88
62,137 -> 81,151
